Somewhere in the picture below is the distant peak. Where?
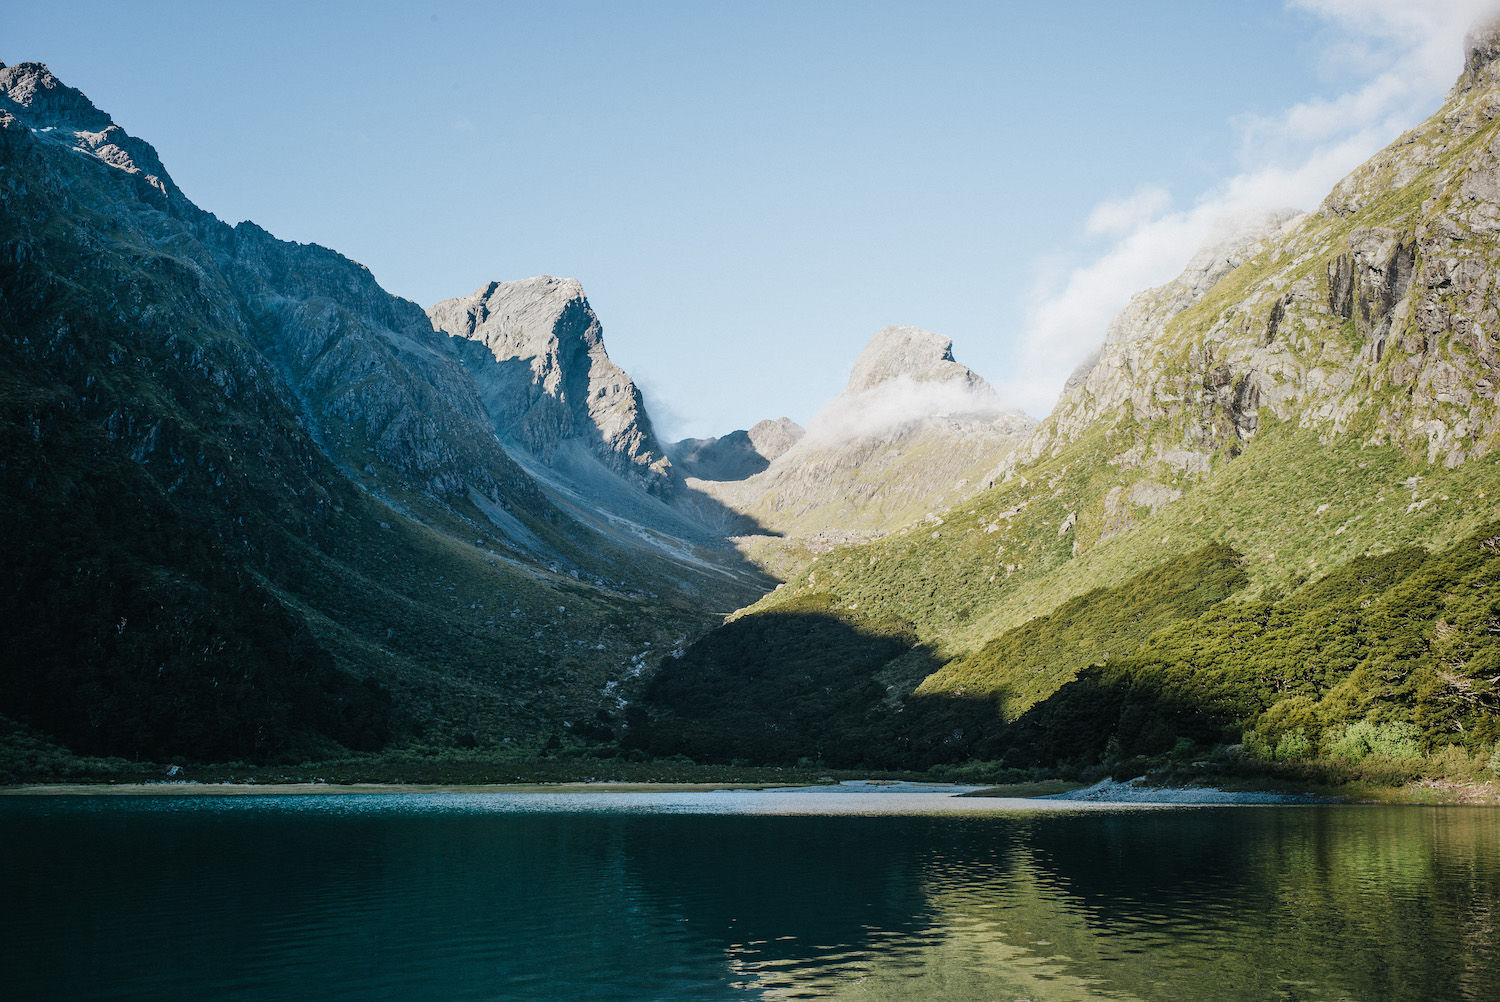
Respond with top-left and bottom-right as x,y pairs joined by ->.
1451,13 -> 1500,97
0,61 -> 179,200
0,61 -> 113,131
845,325 -> 986,394
464,275 -> 585,305
1469,13 -> 1500,74
747,417 -> 804,461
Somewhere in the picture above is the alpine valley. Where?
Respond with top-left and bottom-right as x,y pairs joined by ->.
5,23 -> 1500,793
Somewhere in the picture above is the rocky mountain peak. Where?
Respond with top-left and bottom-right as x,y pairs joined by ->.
845,325 -> 989,394
0,61 -> 179,201
437,276 -> 595,358
428,276 -> 670,493
667,417 -> 805,483
0,62 -> 112,131
1451,13 -> 1500,97
1468,14 -> 1500,74
747,417 -> 805,461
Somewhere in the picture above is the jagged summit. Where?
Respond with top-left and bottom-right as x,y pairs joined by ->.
0,60 -> 180,201
685,326 -> 1035,540
1455,13 -> 1500,95
433,277 -> 591,354
845,325 -> 991,394
0,62 -> 111,130
818,325 -> 1026,442
428,276 -> 671,493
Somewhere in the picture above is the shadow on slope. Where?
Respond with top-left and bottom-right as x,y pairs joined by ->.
0,362 -> 395,762
633,596 -> 1249,771
664,429 -> 771,482
642,526 -> 1500,772
444,341 -> 780,594
637,546 -> 1252,770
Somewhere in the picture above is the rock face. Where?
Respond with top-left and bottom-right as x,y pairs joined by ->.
845,325 -> 992,394
0,62 -> 179,200
747,417 -> 805,461
0,63 -> 557,518
428,278 -> 670,495
693,327 -> 1035,540
1008,22 -> 1500,477
667,417 -> 805,482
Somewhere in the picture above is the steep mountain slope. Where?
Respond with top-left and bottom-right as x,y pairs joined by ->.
0,61 -> 767,761
428,277 -> 669,493
428,277 -> 769,577
643,25 -> 1500,767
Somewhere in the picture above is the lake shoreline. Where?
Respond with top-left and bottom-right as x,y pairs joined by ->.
6,777 -> 1498,804
0,781 -> 804,796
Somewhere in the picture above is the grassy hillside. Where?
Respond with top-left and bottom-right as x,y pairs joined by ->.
642,546 -> 1249,768
645,521 -> 1500,772
743,421 -> 1500,660
1005,520 -> 1500,767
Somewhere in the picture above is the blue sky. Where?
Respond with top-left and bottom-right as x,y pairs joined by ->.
3,1 -> 1491,438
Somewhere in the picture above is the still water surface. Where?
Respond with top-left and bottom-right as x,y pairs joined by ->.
2,786 -> 1496,1001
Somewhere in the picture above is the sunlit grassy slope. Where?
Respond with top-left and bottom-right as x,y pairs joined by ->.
751,422 -> 1500,662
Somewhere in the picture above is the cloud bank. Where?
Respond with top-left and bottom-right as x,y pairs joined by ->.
804,375 -> 1011,445
996,0 -> 1500,419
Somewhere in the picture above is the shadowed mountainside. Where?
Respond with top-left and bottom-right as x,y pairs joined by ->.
0,60 -> 771,761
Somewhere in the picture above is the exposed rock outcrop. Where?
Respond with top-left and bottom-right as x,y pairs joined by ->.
428,277 -> 671,495
747,416 -> 805,461
845,325 -> 991,394
0,61 -> 179,201
1007,43 -> 1500,477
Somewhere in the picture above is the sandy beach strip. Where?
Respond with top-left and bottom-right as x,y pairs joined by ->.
0,781 -> 794,796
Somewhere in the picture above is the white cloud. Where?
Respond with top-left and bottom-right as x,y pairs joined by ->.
1085,185 -> 1173,237
633,371 -> 692,444
804,375 -> 1007,445
998,0 -> 1500,419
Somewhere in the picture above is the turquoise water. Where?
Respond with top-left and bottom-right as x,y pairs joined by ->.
1,787 -> 1496,1000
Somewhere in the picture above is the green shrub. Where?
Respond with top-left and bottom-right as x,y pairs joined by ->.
1242,730 -> 1273,761
1170,736 -> 1198,760
1274,728 -> 1312,761
1486,746 -> 1500,777
1327,719 -> 1422,761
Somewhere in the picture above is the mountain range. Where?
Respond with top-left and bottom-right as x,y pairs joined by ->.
4,19 -> 1500,774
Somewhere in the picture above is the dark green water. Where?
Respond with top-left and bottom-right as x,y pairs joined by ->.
2,791 -> 1496,1001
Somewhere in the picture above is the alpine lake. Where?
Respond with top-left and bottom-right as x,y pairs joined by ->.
2,783 -> 1495,1001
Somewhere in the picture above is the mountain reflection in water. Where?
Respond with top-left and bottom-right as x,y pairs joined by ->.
1,790 -> 1495,1001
